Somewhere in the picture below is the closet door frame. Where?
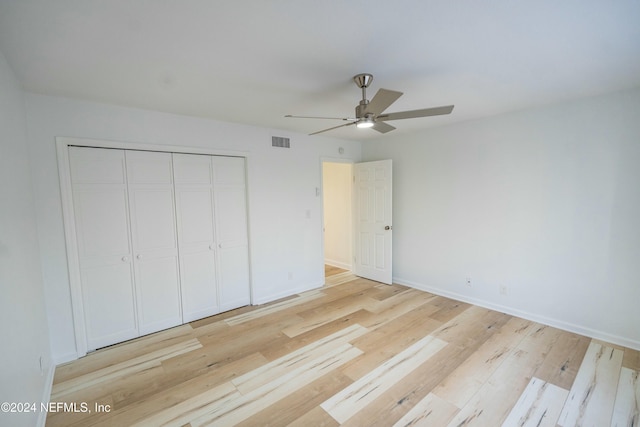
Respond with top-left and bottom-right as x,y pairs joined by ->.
57,137 -> 252,358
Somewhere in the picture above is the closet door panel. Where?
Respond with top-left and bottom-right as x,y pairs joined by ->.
218,246 -> 251,310
173,154 -> 219,322
73,189 -> 131,258
69,147 -> 138,351
213,156 -> 251,310
213,156 -> 246,185
215,188 -> 249,244
126,151 -> 182,334
180,250 -> 218,321
176,189 -> 215,244
81,264 -> 137,349
135,255 -> 182,333
129,188 -> 178,252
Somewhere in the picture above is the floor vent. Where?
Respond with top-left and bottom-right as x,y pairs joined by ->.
272,136 -> 291,148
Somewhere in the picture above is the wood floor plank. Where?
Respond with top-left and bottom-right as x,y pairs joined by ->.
337,340 -> 485,427
235,371 -> 353,427
500,377 -> 568,427
193,313 -> 300,362
623,347 -> 640,371
129,381 -> 241,427
610,367 -> 639,427
430,305 -> 511,346
51,338 -> 202,399
391,392 -> 459,427
281,294 -> 379,338
445,325 -> 564,427
532,330 -> 590,390
427,296 -> 472,323
76,352 -> 268,427
342,312 -> 443,381
189,346 -> 363,427
369,282 -> 411,301
359,288 -> 437,329
258,309 -> 374,362
287,406 -> 340,427
325,264 -> 348,277
325,271 -> 358,287
321,334 -> 448,424
53,324 -> 194,383
232,324 -> 368,394
432,316 -> 534,408
224,289 -> 325,325
557,341 -> 624,427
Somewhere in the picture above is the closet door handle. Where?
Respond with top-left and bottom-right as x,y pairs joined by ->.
122,256 -> 129,262
209,244 -> 214,250
136,254 -> 143,260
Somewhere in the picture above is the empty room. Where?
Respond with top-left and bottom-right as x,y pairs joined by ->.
1,1 -> 639,426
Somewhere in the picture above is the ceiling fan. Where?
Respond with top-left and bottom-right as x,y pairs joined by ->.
285,73 -> 454,135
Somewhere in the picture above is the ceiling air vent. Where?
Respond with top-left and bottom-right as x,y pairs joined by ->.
272,136 -> 290,148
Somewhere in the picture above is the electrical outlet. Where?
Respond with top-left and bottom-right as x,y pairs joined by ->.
466,277 -> 472,287
499,284 -> 508,295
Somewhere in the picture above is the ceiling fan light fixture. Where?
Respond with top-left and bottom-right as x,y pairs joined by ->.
356,116 -> 375,129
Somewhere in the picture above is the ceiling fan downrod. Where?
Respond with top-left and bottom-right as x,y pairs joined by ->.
354,73 -> 373,118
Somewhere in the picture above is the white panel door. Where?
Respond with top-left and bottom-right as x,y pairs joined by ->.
173,153 -> 219,322
213,156 -> 251,310
126,151 -> 182,335
354,160 -> 393,284
69,147 -> 138,350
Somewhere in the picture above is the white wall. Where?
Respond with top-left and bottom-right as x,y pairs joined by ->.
323,162 -> 352,270
24,94 -> 361,363
362,88 -> 640,350
0,52 -> 52,427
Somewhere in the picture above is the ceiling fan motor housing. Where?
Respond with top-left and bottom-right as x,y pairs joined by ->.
355,103 -> 370,119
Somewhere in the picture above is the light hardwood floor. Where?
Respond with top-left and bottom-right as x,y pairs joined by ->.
47,274 -> 640,426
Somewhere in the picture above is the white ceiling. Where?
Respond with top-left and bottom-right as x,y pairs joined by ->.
1,0 -> 639,140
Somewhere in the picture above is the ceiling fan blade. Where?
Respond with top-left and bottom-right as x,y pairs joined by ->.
372,121 -> 396,134
377,105 -> 454,121
309,121 -> 356,136
285,114 -> 356,121
364,88 -> 403,115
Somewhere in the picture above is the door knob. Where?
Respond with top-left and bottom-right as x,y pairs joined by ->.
122,256 -> 129,262
385,225 -> 392,230
136,254 -> 143,260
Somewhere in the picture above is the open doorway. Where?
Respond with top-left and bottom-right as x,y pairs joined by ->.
322,161 -> 356,285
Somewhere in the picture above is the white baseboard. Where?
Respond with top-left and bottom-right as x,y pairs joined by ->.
324,259 -> 352,271
394,276 -> 640,351
53,351 -> 79,366
36,364 -> 56,427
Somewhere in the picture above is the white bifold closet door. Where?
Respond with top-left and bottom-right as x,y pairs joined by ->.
173,153 -> 219,322
70,147 -> 182,350
69,147 -> 138,350
125,150 -> 182,335
212,156 -> 251,311
69,146 -> 250,351
173,154 -> 250,319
